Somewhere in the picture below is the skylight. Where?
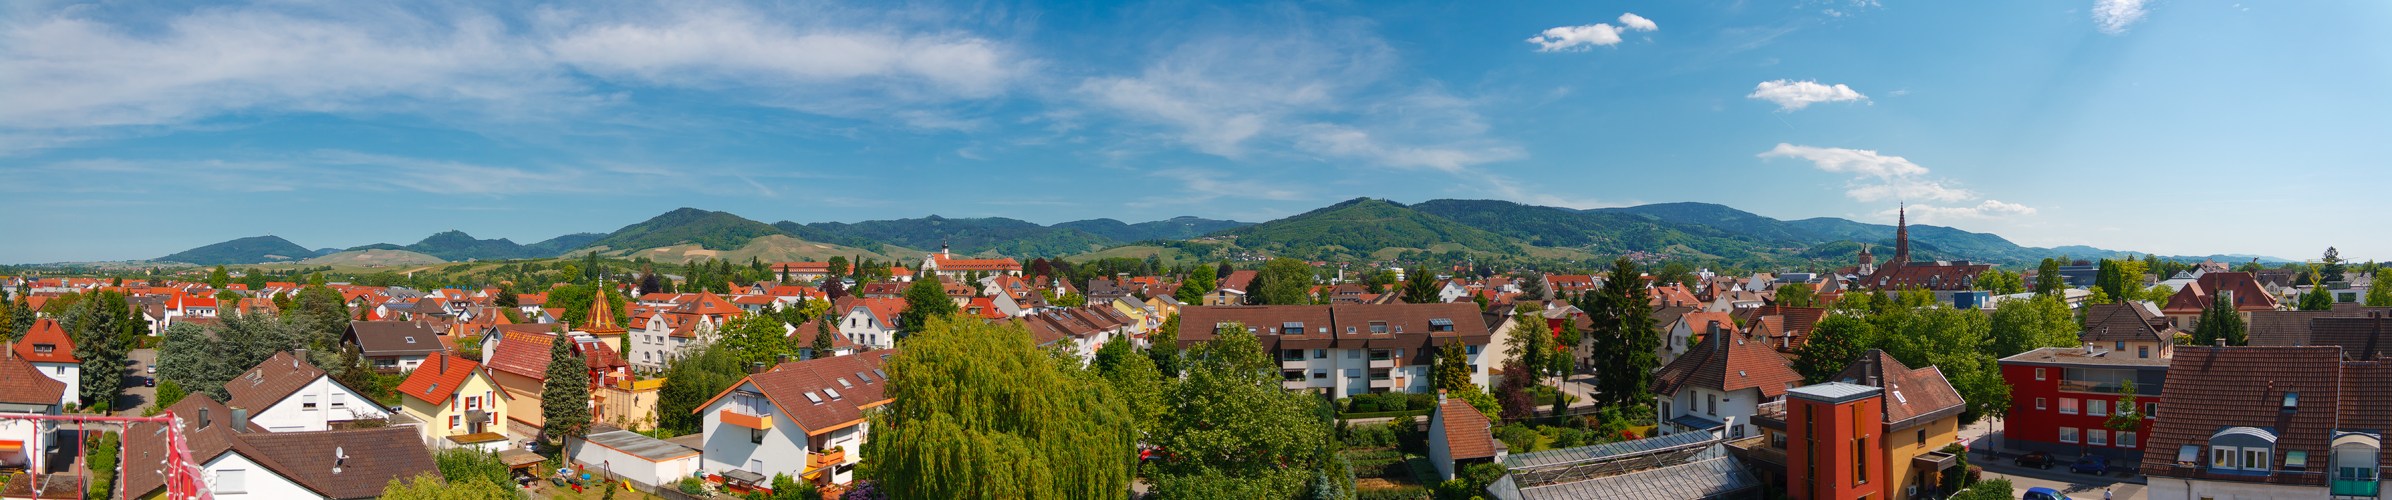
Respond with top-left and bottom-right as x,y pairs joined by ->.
855,371 -> 872,382
837,378 -> 853,388
804,392 -> 824,404
825,388 -> 843,400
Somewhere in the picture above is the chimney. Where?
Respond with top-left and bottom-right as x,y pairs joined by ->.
198,408 -> 211,429
294,348 -> 308,366
230,407 -> 250,432
2215,338 -> 2227,347
438,353 -> 448,374
750,362 -> 768,375
1437,389 -> 1448,405
2367,312 -> 2384,362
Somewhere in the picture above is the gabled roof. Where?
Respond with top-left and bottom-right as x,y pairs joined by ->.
396,352 -> 486,406
1651,330 -> 1803,399
2079,303 -> 2175,344
2161,271 -> 2278,313
2247,309 -> 2392,347
0,350 -> 65,406
701,353 -> 893,435
12,318 -> 77,364
838,296 -> 908,324
224,352 -> 358,414
1831,350 -> 1966,429
485,331 -> 626,380
928,255 -> 1022,272
2301,316 -> 2392,360
237,426 -> 437,499
1218,270 -> 1258,293
2140,346 -> 2344,486
1436,396 -> 1498,460
344,321 -> 447,357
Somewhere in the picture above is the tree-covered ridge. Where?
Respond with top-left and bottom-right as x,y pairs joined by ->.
156,235 -> 316,265
787,215 -> 1116,257
586,207 -> 788,251
343,230 -> 607,261
1054,216 -> 1252,242
1212,198 -> 1523,260
1411,199 -> 1775,260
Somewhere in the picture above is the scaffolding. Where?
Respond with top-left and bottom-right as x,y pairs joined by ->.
0,412 -> 211,500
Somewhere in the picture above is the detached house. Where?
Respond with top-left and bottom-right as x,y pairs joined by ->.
482,330 -> 629,438
0,348 -> 66,475
119,396 -> 437,499
630,292 -> 741,371
342,321 -> 447,371
396,352 -> 513,450
1207,270 -> 1258,306
697,353 -> 892,490
833,297 -> 907,350
2141,346 -> 2391,499
2159,271 -> 2280,330
919,245 -> 1023,280
223,352 -> 390,432
1651,324 -> 1804,439
13,318 -> 78,407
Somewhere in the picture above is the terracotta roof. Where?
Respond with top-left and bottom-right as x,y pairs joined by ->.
2247,309 -> 2392,347
344,321 -> 447,357
1676,312 -> 1735,343
0,351 -> 65,406
396,352 -> 484,406
121,396 -> 257,498
838,297 -> 909,324
2161,272 -> 2279,313
790,318 -> 859,351
484,331 -> 623,379
1437,396 -> 1498,460
12,318 -> 77,364
1219,270 -> 1258,293
1176,303 -> 1492,364
2079,303 -> 2176,344
1650,284 -> 1700,308
2300,316 -> 2392,360
1830,350 -> 1966,429
2140,346 -> 2343,486
236,426 -> 437,499
928,255 -> 1022,272
1652,330 -> 1803,399
706,353 -> 893,434
1861,262 -> 1993,291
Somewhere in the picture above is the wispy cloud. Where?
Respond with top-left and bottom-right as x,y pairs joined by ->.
1746,80 -> 1869,111
1759,143 -> 2034,221
1526,13 -> 1659,52
2093,0 -> 2151,35
1133,168 -> 1304,208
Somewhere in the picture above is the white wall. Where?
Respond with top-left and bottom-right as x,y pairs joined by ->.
571,437 -> 702,489
2147,477 -> 2326,500
1427,405 -> 1457,481
32,362 -> 77,407
204,452 -> 315,499
0,417 -> 54,472
1660,387 -> 1764,439
698,382 -> 812,481
250,376 -> 389,432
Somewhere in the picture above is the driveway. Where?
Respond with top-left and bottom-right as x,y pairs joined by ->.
114,347 -> 158,414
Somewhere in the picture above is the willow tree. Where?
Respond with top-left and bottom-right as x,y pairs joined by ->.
863,316 -> 1135,499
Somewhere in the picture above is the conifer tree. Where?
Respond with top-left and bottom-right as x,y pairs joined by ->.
541,337 -> 592,443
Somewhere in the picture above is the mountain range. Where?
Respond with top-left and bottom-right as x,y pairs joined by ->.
151,198 -> 2282,268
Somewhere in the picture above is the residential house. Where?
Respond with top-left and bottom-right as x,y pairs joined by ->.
2246,307 -> 2392,347
769,262 -> 836,283
1427,393 -> 1502,481
2140,346 -> 2392,499
1545,274 -> 1599,299
1207,270 -> 1258,306
697,353 -> 892,489
341,321 -> 447,371
118,396 -> 437,499
1175,303 -> 1493,396
630,292 -> 741,371
2079,302 -> 2179,360
395,352 -> 513,450
919,245 -> 1023,280
0,349 -> 65,475
2158,271 -> 2280,330
482,330 -> 630,438
1998,345 -> 2166,462
1781,351 -> 1969,500
1650,324 -> 1804,439
12,318 -> 78,407
833,297 -> 907,350
1660,311 -> 1735,367
222,352 -> 390,432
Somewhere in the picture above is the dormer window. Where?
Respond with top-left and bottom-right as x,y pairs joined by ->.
2209,426 -> 2278,474
1369,322 -> 1388,334
32,344 -> 52,354
2284,392 -> 2299,409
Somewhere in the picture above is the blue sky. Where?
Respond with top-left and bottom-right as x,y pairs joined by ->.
3,0 -> 2387,264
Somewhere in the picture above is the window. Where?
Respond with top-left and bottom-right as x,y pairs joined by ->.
1661,401 -> 1672,417
55,366 -> 64,374
751,427 -> 766,444
2244,449 -> 2269,470
2212,447 -> 2236,468
2059,398 -> 2079,415
2115,341 -> 2126,351
449,415 -> 459,429
218,469 -> 247,493
1343,369 -> 1362,378
1853,435 -> 1868,485
2060,427 -> 2079,444
2088,400 -> 2108,417
2138,346 -> 2150,358
2285,451 -> 2306,470
1707,394 -> 1717,416
2146,402 -> 2159,417
330,394 -> 345,409
1346,350 -> 1360,359
303,394 -> 319,411
1312,349 -> 1326,359
2284,392 -> 2299,409
1916,429 -> 1927,447
2118,431 -> 2136,448
2036,398 -> 2047,411
1466,345 -> 1481,355
2088,430 -> 2107,446
1311,371 -> 1327,380
1369,322 -> 1388,334
2035,368 -> 2047,381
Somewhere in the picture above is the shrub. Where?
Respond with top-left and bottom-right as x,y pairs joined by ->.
1406,393 -> 1435,411
1357,486 -> 1430,500
677,477 -> 709,495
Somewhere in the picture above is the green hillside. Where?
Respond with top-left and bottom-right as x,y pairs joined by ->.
157,236 -> 316,265
587,208 -> 787,251
1210,198 -> 1521,260
1055,216 -> 1251,242
789,216 -> 1113,257
523,233 -> 606,257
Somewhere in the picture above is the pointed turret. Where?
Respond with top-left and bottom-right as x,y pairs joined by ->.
1891,203 -> 1910,267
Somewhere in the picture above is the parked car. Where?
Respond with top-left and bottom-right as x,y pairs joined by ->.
2023,487 -> 2073,500
2013,451 -> 2054,469
2070,454 -> 2110,474
146,364 -> 157,375
143,376 -> 156,387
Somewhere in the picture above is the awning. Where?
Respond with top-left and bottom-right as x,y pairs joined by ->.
1913,450 -> 1960,471
0,440 -> 20,452
722,469 -> 767,485
498,449 -> 547,470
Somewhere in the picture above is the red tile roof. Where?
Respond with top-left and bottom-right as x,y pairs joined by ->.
2161,271 -> 2279,314
1436,396 -> 1498,460
0,351 -> 65,406
702,353 -> 893,434
1652,329 -> 1804,399
1832,350 -> 1966,429
2141,346 -> 2344,486
396,352 -> 484,406
12,318 -> 77,364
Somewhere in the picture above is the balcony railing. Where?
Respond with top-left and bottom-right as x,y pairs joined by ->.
2333,478 -> 2378,497
2055,380 -> 2161,395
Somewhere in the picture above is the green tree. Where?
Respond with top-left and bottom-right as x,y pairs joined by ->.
1149,314 -> 1184,378
541,336 -> 592,443
1504,305 -> 1554,384
65,291 -> 139,410
1402,270 -> 1440,304
1150,323 -> 1345,498
899,277 -> 960,338
2300,282 -> 2334,311
2322,247 -> 2348,283
655,345 -> 747,435
862,316 -> 1135,498
1431,341 -> 1474,393
2369,280 -> 2392,307
1987,294 -> 2079,358
1949,478 -> 2013,500
2105,380 -> 2148,435
207,265 -> 231,289
157,314 -> 326,401
432,448 -> 512,489
1581,257 -> 1659,410
152,379 -> 187,410
1516,273 -> 1547,300
2035,258 -> 2066,295
810,315 -> 836,358
1792,315 -> 1875,384
1871,305 -> 2010,424
1774,282 -> 1816,308
2192,293 -> 2249,346
291,285 -> 352,343
1974,269 -> 2025,295
716,315 -> 798,366
380,473 -> 515,500
1094,339 -> 1170,437
2144,284 -> 2176,304
1175,268 -> 1217,305
1251,258 -> 1316,305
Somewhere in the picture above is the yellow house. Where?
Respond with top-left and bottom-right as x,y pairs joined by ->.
398,352 -> 513,449
1849,351 -> 1967,500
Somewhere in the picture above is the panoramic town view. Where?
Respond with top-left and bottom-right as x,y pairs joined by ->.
2,1 -> 2382,499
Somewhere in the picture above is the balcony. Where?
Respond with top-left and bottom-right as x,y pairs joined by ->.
809,447 -> 847,469
2056,379 -> 2161,395
2334,479 -> 2379,497
721,409 -> 773,430
1368,378 -> 1396,389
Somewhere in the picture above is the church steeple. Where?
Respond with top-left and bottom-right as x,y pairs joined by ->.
1891,203 -> 1910,267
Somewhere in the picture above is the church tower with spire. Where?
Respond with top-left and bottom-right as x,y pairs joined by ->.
1890,203 -> 1910,268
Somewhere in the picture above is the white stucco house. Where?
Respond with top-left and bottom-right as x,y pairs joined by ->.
222,352 -> 390,433
697,353 -> 891,490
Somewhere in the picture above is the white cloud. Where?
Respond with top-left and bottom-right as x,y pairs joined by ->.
0,3 -> 1026,135
2093,0 -> 2150,35
1078,18 -> 1517,173
1884,200 -> 2038,222
1746,80 -> 1869,111
1617,13 -> 1659,32
1759,143 -> 2024,214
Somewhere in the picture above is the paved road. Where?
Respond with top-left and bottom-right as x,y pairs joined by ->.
1961,418 -> 2146,499
115,347 -> 158,414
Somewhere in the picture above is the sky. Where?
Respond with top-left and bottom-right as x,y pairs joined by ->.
3,0 -> 2388,264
